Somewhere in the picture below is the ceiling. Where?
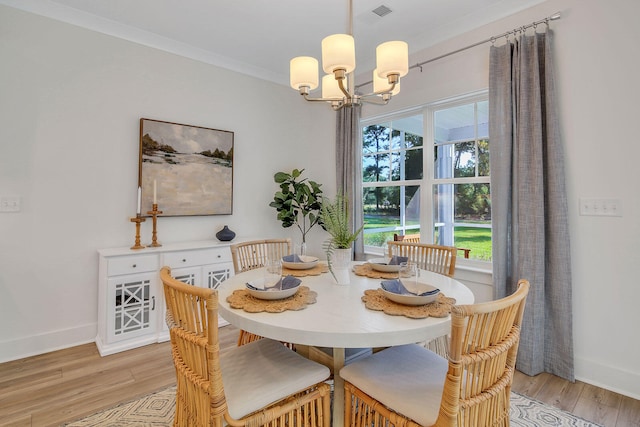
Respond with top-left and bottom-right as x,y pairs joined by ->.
3,0 -> 547,86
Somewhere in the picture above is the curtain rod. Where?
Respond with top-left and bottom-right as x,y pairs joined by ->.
356,11 -> 561,90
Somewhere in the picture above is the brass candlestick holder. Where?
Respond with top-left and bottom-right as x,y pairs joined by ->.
147,203 -> 163,247
130,214 -> 146,250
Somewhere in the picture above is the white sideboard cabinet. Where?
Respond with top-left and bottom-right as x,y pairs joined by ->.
97,240 -> 235,356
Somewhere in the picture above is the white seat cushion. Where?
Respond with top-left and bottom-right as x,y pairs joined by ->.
220,338 -> 330,420
339,343 -> 447,426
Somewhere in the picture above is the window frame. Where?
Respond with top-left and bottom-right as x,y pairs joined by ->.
361,90 -> 491,270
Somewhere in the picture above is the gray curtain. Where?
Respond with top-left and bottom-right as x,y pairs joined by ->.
336,104 -> 365,261
489,30 -> 574,381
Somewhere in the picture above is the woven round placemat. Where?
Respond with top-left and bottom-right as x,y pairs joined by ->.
352,263 -> 399,279
226,286 -> 317,313
362,289 -> 456,319
282,263 -> 329,277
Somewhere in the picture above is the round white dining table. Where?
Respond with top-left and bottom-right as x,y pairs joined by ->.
217,262 -> 474,427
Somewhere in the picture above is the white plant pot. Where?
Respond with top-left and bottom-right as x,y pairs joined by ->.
331,248 -> 352,285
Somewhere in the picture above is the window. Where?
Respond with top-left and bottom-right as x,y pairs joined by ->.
361,92 -> 491,262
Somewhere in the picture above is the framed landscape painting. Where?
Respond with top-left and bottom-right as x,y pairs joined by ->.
138,118 -> 234,216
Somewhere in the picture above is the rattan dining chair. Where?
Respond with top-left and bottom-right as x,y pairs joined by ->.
387,241 -> 457,278
341,279 -> 530,427
160,266 -> 331,427
230,238 -> 292,347
392,234 -> 472,259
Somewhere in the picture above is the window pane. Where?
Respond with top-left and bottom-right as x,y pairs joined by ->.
405,132 -> 423,149
363,124 -> 391,153
478,139 -> 490,177
434,144 -> 454,179
455,183 -> 491,221
454,141 -> 475,177
364,187 -> 399,219
363,185 -> 421,248
405,148 -> 423,180
404,185 -> 420,226
363,153 -> 391,182
435,103 -> 476,143
363,186 -> 399,248
477,100 -> 489,139
390,152 -> 401,181
433,183 -> 491,260
391,129 -> 402,150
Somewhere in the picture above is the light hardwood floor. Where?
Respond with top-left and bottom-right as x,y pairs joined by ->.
1,324 -> 638,427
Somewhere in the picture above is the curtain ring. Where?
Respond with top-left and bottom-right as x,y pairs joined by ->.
490,36 -> 496,46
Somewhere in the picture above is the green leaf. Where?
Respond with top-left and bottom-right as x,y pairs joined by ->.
274,172 -> 289,183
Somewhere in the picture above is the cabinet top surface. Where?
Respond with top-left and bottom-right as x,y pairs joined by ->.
98,239 -> 237,257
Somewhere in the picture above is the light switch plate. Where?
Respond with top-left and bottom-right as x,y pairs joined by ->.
0,196 -> 21,212
579,198 -> 622,217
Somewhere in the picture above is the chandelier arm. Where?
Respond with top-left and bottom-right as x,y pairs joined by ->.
301,93 -> 342,103
301,93 -> 345,110
370,81 -> 397,96
337,75 -> 351,99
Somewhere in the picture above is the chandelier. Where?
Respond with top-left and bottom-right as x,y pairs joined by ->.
289,0 -> 408,110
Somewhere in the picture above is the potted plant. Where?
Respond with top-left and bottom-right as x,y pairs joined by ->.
269,169 -> 323,253
320,193 -> 364,284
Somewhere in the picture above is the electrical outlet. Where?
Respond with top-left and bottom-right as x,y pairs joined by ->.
579,198 -> 622,217
0,196 -> 21,212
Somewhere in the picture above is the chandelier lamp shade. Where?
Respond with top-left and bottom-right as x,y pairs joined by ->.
289,1 -> 408,110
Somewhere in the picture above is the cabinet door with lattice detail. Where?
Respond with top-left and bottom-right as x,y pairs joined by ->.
203,262 -> 234,325
107,272 -> 158,343
203,262 -> 234,290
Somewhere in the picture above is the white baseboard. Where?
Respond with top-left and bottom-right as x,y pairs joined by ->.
575,355 -> 640,400
0,322 -> 96,363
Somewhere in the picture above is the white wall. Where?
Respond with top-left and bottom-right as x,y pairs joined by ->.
0,6 -> 335,362
2,0 -> 639,401
361,0 -> 640,399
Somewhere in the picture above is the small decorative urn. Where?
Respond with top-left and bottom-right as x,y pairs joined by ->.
215,225 -> 236,241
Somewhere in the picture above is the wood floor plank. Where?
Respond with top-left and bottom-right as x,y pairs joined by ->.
534,373 -> 585,412
31,374 -> 176,427
1,365 -> 135,422
0,369 -> 62,398
511,370 -> 549,398
0,344 -> 98,380
0,413 -> 31,427
616,395 -> 640,427
572,383 -> 622,427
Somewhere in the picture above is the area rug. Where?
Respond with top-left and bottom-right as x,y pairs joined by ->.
62,386 -> 602,426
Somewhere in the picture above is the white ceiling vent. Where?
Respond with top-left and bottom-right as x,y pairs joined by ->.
372,5 -> 393,18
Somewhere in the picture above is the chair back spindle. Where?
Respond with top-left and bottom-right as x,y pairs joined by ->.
387,241 -> 457,277
231,239 -> 292,273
